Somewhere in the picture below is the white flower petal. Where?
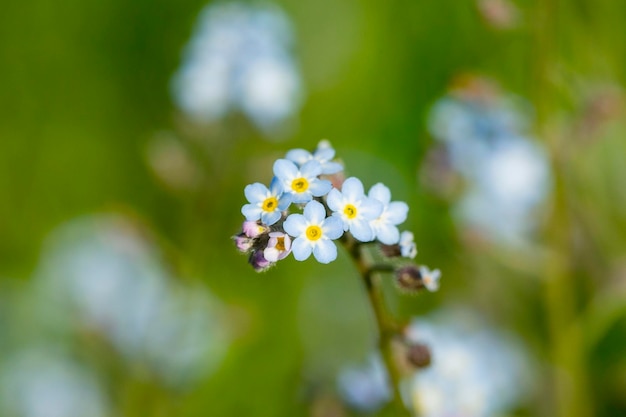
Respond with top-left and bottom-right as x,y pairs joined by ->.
386,201 -> 409,225
308,179 -> 332,197
322,216 -> 344,240
261,210 -> 281,226
313,239 -> 337,263
291,191 -> 312,204
359,198 -> 384,220
321,161 -> 343,174
300,160 -> 323,178
273,159 -> 298,180
326,188 -> 344,212
283,213 -> 307,237
285,149 -> 311,165
244,183 -> 269,203
263,247 -> 280,262
291,237 -> 312,261
269,176 -> 283,195
241,204 -> 263,221
368,183 -> 391,205
304,200 -> 326,224
342,177 -> 364,201
277,194 -> 292,210
350,218 -> 374,242
374,224 -> 400,245
314,147 -> 334,162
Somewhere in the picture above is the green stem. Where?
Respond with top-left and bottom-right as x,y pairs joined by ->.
346,240 -> 412,416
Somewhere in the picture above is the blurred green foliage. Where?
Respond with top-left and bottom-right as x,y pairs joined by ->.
1,0 -> 626,416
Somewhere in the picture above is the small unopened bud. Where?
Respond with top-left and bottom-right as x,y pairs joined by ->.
243,221 -> 268,238
380,243 -> 402,258
249,250 -> 272,272
394,265 -> 425,293
406,343 -> 431,368
233,234 -> 253,253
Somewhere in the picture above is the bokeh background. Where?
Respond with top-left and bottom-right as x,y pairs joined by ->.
1,0 -> 626,416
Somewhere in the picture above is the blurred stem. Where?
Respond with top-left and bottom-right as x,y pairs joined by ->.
347,240 -> 412,417
534,1 -> 593,416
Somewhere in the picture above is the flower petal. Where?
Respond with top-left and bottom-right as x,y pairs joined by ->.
277,194 -> 292,210
386,201 -> 409,224
326,188 -> 344,212
321,216 -> 344,240
273,159 -> 298,181
313,239 -> 337,264
263,247 -> 280,262
269,176 -> 283,195
359,198 -> 384,220
244,183 -> 269,204
304,200 -> 326,224
314,146 -> 335,162
368,183 -> 391,205
341,177 -> 364,201
374,224 -> 400,245
300,160 -> 323,178
283,213 -> 307,237
291,191 -> 312,204
286,149 -> 312,165
321,161 -> 343,174
241,204 -> 262,221
291,237 -> 312,261
261,210 -> 281,226
350,218 -> 374,242
308,179 -> 332,197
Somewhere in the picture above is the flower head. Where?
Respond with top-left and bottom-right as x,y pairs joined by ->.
283,200 -> 343,263
285,140 -> 343,174
241,178 -> 291,226
327,177 -> 383,242
273,159 -> 332,204
263,232 -> 292,262
368,183 -> 409,245
419,266 -> 441,292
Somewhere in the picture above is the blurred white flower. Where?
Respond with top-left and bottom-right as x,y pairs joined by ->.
427,84 -> 551,245
0,350 -> 108,417
172,2 -> 302,133
337,354 -> 392,412
404,310 -> 531,417
33,215 -> 230,386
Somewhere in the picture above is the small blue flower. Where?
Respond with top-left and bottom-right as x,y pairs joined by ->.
285,140 -> 343,175
241,178 -> 291,226
326,177 -> 383,242
368,183 -> 409,245
283,200 -> 344,263
273,159 -> 332,203
399,231 -> 418,259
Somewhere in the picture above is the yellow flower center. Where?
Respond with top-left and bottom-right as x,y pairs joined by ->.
343,204 -> 358,219
291,177 -> 309,193
275,236 -> 286,251
262,196 -> 278,212
306,225 -> 322,241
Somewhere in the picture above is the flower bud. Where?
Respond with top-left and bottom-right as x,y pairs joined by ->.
249,250 -> 272,272
406,342 -> 431,368
233,234 -> 253,253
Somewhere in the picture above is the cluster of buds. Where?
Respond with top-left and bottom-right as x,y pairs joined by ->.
233,140 -> 440,291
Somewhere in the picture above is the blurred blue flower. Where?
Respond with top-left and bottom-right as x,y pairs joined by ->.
337,354 -> 392,413
171,2 -> 302,133
273,159 -> 331,204
368,183 -> 409,245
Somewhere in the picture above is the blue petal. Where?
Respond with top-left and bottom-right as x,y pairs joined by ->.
321,216 -> 344,240
326,188 -> 344,212
313,240 -> 337,264
368,183 -> 391,205
283,213 -> 307,237
285,149 -> 311,165
291,191 -> 312,204
375,224 -> 400,245
291,237 -> 312,261
300,160 -> 323,178
314,147 -> 335,162
321,161 -> 343,174
341,177 -> 364,201
277,194 -> 292,210
261,210 -> 282,226
273,159 -> 298,181
308,179 -> 332,197
386,201 -> 409,224
350,218 -> 374,242
241,204 -> 262,221
244,183 -> 269,204
332,212 -> 350,231
269,176 -> 283,195
359,198 -> 384,220
304,200 -> 326,224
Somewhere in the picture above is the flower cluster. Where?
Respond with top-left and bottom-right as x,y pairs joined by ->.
233,141 -> 429,273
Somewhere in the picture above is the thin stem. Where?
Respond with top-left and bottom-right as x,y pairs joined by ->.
346,240 -> 412,416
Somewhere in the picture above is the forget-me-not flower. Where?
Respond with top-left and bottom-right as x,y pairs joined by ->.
273,159 -> 332,204
327,177 -> 383,242
367,183 -> 408,245
263,232 -> 292,262
399,231 -> 418,259
241,178 -> 291,226
283,200 -> 343,263
419,266 -> 441,292
285,140 -> 343,174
